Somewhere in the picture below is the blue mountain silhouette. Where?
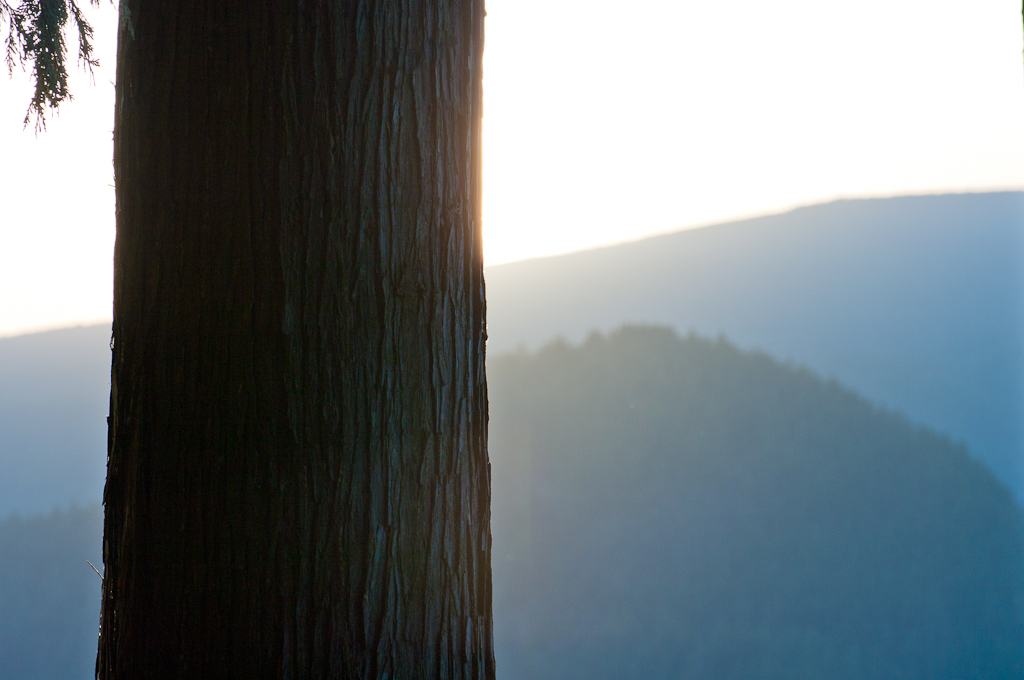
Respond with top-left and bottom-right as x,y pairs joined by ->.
486,192 -> 1024,500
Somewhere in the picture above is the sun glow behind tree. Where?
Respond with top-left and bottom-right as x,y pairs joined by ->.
1,0 -> 1023,335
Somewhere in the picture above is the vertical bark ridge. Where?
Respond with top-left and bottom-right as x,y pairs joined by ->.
98,1 -> 492,678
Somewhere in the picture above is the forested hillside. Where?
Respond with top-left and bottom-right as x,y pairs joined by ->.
0,506 -> 102,680
487,192 -> 1024,501
489,327 -> 1024,679
2,326 -> 1021,678
3,192 -> 1023,676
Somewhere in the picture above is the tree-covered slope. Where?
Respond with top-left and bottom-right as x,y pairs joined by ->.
489,327 -> 1024,680
486,192 -> 1024,501
0,505 -> 102,680
3,326 -> 1022,678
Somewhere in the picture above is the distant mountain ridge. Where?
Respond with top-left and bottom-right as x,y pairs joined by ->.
486,192 -> 1024,500
1,192 -> 1021,516
0,324 -> 110,516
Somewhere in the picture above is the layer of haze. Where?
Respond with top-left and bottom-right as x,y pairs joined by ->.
1,0 -> 1023,336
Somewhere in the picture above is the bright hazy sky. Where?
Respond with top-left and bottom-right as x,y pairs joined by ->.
1,0 -> 1022,337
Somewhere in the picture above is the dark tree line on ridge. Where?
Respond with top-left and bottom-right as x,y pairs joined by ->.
489,327 -> 1023,680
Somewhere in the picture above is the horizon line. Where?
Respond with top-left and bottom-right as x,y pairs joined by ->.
483,186 -> 1024,268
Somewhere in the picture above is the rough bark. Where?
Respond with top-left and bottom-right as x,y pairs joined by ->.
97,1 -> 492,678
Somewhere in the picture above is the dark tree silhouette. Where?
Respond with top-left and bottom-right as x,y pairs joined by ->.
7,1 -> 494,678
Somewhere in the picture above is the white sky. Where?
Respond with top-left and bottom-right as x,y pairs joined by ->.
1,0 -> 1022,337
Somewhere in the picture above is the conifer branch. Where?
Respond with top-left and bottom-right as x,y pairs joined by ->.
1,0 -> 101,132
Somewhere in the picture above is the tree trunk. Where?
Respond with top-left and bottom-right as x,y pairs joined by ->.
97,1 -> 492,678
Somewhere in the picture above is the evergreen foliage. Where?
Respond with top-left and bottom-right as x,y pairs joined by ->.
2,0 -> 99,129
489,326 -> 1024,679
